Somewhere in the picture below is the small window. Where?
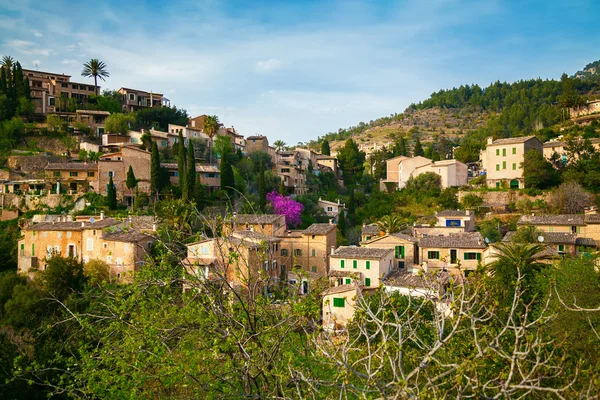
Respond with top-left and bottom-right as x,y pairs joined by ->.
463,252 -> 481,260
53,171 -> 61,177
496,164 -> 500,171
512,147 -> 516,154
340,259 -> 345,268
311,249 -> 316,257
427,251 -> 440,260
333,298 -> 345,307
311,266 -> 317,272
512,163 -> 516,170
495,149 -> 499,156
70,171 -> 78,177
281,249 -> 288,256
353,260 -> 357,269
88,171 -> 95,177
502,148 -> 506,157
366,261 -> 370,270
129,93 -> 135,101
294,249 -> 302,256
558,244 -> 565,252
345,278 -> 351,284
502,161 -> 506,169
365,278 -> 371,287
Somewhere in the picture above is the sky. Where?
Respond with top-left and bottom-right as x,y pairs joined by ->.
0,0 -> 599,144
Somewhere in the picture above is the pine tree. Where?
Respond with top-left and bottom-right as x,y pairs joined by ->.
150,142 -> 161,196
337,211 -> 346,237
279,179 -> 286,195
393,137 -> 407,156
347,188 -> 356,218
177,132 -> 187,200
321,139 -> 331,156
258,163 -> 266,212
413,138 -> 424,157
186,141 -> 196,201
106,175 -> 117,210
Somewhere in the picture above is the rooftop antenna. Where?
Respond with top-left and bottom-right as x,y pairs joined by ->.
34,63 -> 39,71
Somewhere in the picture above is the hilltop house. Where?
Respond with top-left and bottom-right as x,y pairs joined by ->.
418,232 -> 487,273
328,247 -> 394,288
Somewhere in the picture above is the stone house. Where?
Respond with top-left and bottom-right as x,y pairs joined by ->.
45,162 -> 99,194
435,210 -> 475,231
322,284 -> 362,330
245,135 -> 270,154
480,136 -> 543,189
517,211 -> 600,242
118,88 -> 167,113
317,198 -> 345,222
501,231 -> 596,257
98,146 -> 151,200
161,163 -> 221,191
361,224 -> 381,242
361,232 -> 418,271
412,159 -> 468,188
418,232 -> 487,273
328,247 -> 394,289
278,223 -> 337,276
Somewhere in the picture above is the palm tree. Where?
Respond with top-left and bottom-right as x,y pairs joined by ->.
81,59 -> 109,95
273,140 -> 287,152
2,55 -> 15,70
376,214 -> 405,234
203,115 -> 220,164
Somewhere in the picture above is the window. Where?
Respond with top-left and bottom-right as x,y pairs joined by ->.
366,261 -> 371,270
502,161 -> 506,169
311,249 -> 316,257
86,238 -> 94,251
88,172 -> 95,177
495,182 -> 500,188
31,243 -> 35,257
340,259 -> 345,268
61,83 -> 68,88
427,251 -> 440,259
558,244 -> 565,252
353,260 -> 357,269
129,93 -> 135,101
365,278 -> 371,287
512,147 -> 516,154
463,252 -> 481,260
345,278 -> 351,284
281,249 -> 288,256
512,163 -> 516,170
496,164 -> 500,171
200,246 -> 209,255
107,171 -> 114,177
281,168 -> 290,173
169,171 -> 179,177
70,171 -> 78,177
333,298 -> 345,307
495,149 -> 500,156
327,206 -> 333,212
273,244 -> 279,252
395,245 -> 405,258
398,261 -> 405,269
53,171 -> 61,177
311,266 -> 317,272
502,148 -> 506,156
294,249 -> 302,256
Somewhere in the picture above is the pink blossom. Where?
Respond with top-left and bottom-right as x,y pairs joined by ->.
267,191 -> 304,227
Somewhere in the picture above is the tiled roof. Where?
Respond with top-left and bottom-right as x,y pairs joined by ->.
103,231 -> 154,243
322,284 -> 357,296
76,109 -> 110,115
231,230 -> 279,242
160,163 -> 220,173
303,223 -> 336,235
246,135 -> 266,140
383,269 -> 462,288
489,135 -> 537,145
27,218 -> 120,231
331,246 -> 393,259
45,162 -> 98,171
517,214 -> 585,226
328,270 -> 363,278
502,231 -> 578,245
389,232 -> 418,242
182,257 -> 216,266
437,210 -> 470,217
233,214 -> 285,224
576,237 -> 597,247
419,232 -> 486,249
584,214 -> 600,223
362,224 -> 380,235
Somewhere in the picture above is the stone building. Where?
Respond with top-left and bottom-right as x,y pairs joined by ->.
328,246 -> 394,288
361,232 -> 418,271
435,210 -> 475,231
118,88 -> 167,112
45,162 -> 99,194
98,146 -> 151,200
418,232 -> 487,273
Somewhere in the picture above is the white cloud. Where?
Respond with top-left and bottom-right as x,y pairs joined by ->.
61,59 -> 79,66
31,29 -> 43,37
31,60 -> 41,66
5,39 -> 54,56
255,58 -> 282,74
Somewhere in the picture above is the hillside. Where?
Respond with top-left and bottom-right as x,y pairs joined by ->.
310,59 -> 600,158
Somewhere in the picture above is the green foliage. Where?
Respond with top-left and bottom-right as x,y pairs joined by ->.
41,256 -> 85,301
106,174 -> 117,209
523,149 -> 560,189
258,163 -> 266,212
104,113 -> 134,135
203,115 -> 220,164
437,188 -> 460,209
186,141 -> 196,200
81,58 -> 109,95
477,218 -> 503,243
460,193 -> 483,209
125,165 -> 138,190
320,139 -> 330,155
405,172 -> 441,199
220,150 -> 235,197
177,132 -> 187,200
81,89 -> 122,113
133,106 -> 189,131
0,59 -> 31,121
412,138 -> 424,156
0,219 -> 21,272
337,138 -> 366,186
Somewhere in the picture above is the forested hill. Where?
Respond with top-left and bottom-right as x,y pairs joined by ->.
308,59 -> 600,161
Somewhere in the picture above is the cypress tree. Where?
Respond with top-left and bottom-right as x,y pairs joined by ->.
279,179 -> 286,195
0,68 -> 6,95
337,211 -> 346,237
126,165 -> 137,190
177,132 -> 187,200
258,163 -> 266,212
413,138 -> 424,157
186,141 -> 196,201
106,175 -> 117,210
220,150 -> 235,197
321,139 -> 331,156
150,142 -> 160,196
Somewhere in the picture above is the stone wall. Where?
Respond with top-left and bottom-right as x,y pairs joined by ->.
457,190 -> 551,206
7,154 -> 62,175
2,193 -> 76,211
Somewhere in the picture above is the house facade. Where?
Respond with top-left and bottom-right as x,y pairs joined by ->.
45,162 -> 99,194
98,146 -> 152,199
318,198 -> 345,221
361,232 -> 418,271
418,232 -> 487,273
328,247 -> 394,288
435,210 -> 475,232
118,88 -> 167,112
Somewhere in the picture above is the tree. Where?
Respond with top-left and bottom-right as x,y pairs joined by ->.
150,142 -> 161,196
413,138 -> 424,157
405,172 -> 441,198
337,209 -> 346,237
126,165 -> 138,201
203,115 -> 220,164
81,59 -> 109,95
393,136 -> 408,157
220,152 -> 235,197
41,256 -> 85,301
321,139 -> 331,156
104,113 -> 134,135
523,149 -> 560,189
186,141 -> 196,201
177,131 -> 187,200
273,140 -> 286,152
258,163 -> 266,212
376,214 -> 404,234
266,191 -> 304,227
337,138 -> 366,186
106,174 -> 117,210
548,182 -> 592,214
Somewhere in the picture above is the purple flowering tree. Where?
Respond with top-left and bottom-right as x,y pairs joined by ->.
266,191 -> 304,227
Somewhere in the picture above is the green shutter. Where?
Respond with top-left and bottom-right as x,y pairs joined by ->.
464,253 -> 468,261
333,298 -> 345,307
400,246 -> 405,258
394,246 -> 399,258
365,278 -> 371,287
353,260 -> 357,269
340,260 -> 345,268
345,278 -> 351,284
476,253 -> 481,260
366,261 -> 370,270
32,243 -> 35,257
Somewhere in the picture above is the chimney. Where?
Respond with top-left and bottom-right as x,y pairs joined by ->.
330,246 -> 335,255
152,222 -> 156,232
100,211 -> 105,220
329,218 -> 334,225
81,222 -> 85,227
487,137 -> 494,145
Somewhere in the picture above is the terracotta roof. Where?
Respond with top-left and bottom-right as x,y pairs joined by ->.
419,232 -> 486,249
517,214 -> 585,226
363,232 -> 417,244
488,135 -> 538,145
246,135 -> 267,140
383,269 -> 461,288
322,284 -> 357,296
362,224 -> 380,235
303,223 -> 336,235
430,159 -> 464,167
233,214 -> 285,224
331,246 -> 393,259
328,270 -> 364,279
437,210 -> 470,217
45,162 -> 98,171
316,154 -> 336,160
103,231 -> 154,243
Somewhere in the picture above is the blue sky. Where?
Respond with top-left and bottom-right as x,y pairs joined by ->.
1,0 -> 599,144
